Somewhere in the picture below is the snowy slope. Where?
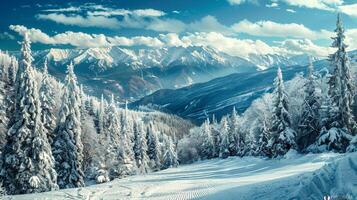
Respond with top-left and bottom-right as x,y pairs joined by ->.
9,152 -> 356,200
132,63 -> 325,123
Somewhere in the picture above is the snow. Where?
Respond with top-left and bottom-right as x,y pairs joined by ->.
8,152 -> 356,200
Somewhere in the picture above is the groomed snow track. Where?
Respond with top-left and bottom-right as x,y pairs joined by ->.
8,152 -> 357,200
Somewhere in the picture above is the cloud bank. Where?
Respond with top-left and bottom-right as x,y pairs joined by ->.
10,25 -> 341,58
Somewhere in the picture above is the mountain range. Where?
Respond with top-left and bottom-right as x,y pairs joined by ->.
25,46 -> 319,99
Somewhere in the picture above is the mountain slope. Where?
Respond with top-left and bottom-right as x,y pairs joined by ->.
28,46 -> 259,99
9,152 -> 356,200
132,61 -> 330,123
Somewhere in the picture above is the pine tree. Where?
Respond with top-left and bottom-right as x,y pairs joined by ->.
7,57 -> 16,87
162,137 -> 179,169
97,94 -> 105,135
347,135 -> 357,152
211,115 -> 221,157
102,95 -> 121,179
146,123 -> 161,171
200,118 -> 214,159
1,34 -> 58,194
255,120 -> 270,157
268,67 -> 296,157
52,62 -> 85,189
133,121 -> 150,174
4,57 -> 17,128
219,117 -> 230,159
0,59 -> 8,127
39,59 -> 56,144
229,107 -> 240,156
316,14 -> 355,152
298,58 -> 320,151
117,110 -> 136,177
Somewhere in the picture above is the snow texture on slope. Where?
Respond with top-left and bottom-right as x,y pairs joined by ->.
8,152 -> 356,200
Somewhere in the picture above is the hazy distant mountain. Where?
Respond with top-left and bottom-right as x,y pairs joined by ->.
11,45 -> 322,100
131,61 -> 332,123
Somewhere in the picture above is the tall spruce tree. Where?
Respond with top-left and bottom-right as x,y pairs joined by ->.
268,67 -> 296,157
103,95 -> 121,179
162,137 -> 178,169
52,62 -> 85,189
39,59 -> 56,144
219,117 -> 230,159
316,14 -> 355,152
146,123 -> 161,171
210,115 -> 221,157
200,118 -> 214,159
1,34 -> 58,194
255,120 -> 270,157
117,107 -> 136,176
298,58 -> 320,151
229,107 -> 242,156
133,121 -> 150,174
5,57 -> 17,128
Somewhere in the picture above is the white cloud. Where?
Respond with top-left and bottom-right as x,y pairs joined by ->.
188,15 -> 233,35
182,32 -> 282,58
132,9 -> 166,17
346,29 -> 357,50
9,25 -> 163,48
159,33 -> 191,47
146,18 -> 187,32
87,8 -> 166,17
0,32 -> 15,40
10,25 -> 342,58
231,19 -> 332,39
42,6 -> 82,12
339,3 -> 357,17
227,0 -> 247,5
275,0 -> 343,11
37,13 -> 121,29
227,0 -> 258,5
108,36 -> 164,47
286,8 -> 296,13
266,2 -> 279,7
278,39 -> 334,57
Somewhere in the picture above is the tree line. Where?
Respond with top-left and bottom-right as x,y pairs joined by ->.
178,15 -> 356,163
0,34 -> 181,195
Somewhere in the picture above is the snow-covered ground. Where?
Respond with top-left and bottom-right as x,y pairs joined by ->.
8,152 -> 357,200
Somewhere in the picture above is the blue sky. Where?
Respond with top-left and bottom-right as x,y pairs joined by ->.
1,0 -> 357,58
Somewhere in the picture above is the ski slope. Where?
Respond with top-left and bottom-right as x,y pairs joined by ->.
9,152 -> 357,200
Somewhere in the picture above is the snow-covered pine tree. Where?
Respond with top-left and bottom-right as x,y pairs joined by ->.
297,58 -> 320,151
219,116 -> 230,159
268,67 -> 296,157
0,58 -> 8,127
210,114 -> 221,157
316,14 -> 355,152
122,103 -> 135,143
255,120 -> 271,157
117,109 -> 136,177
97,94 -> 105,135
100,94 -> 121,179
52,61 -> 85,189
133,121 -> 150,174
200,118 -> 214,159
4,57 -> 17,128
245,130 -> 258,156
162,137 -> 179,169
146,123 -> 161,171
7,57 -> 16,87
229,107 -> 241,156
1,34 -> 58,194
39,59 -> 56,144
